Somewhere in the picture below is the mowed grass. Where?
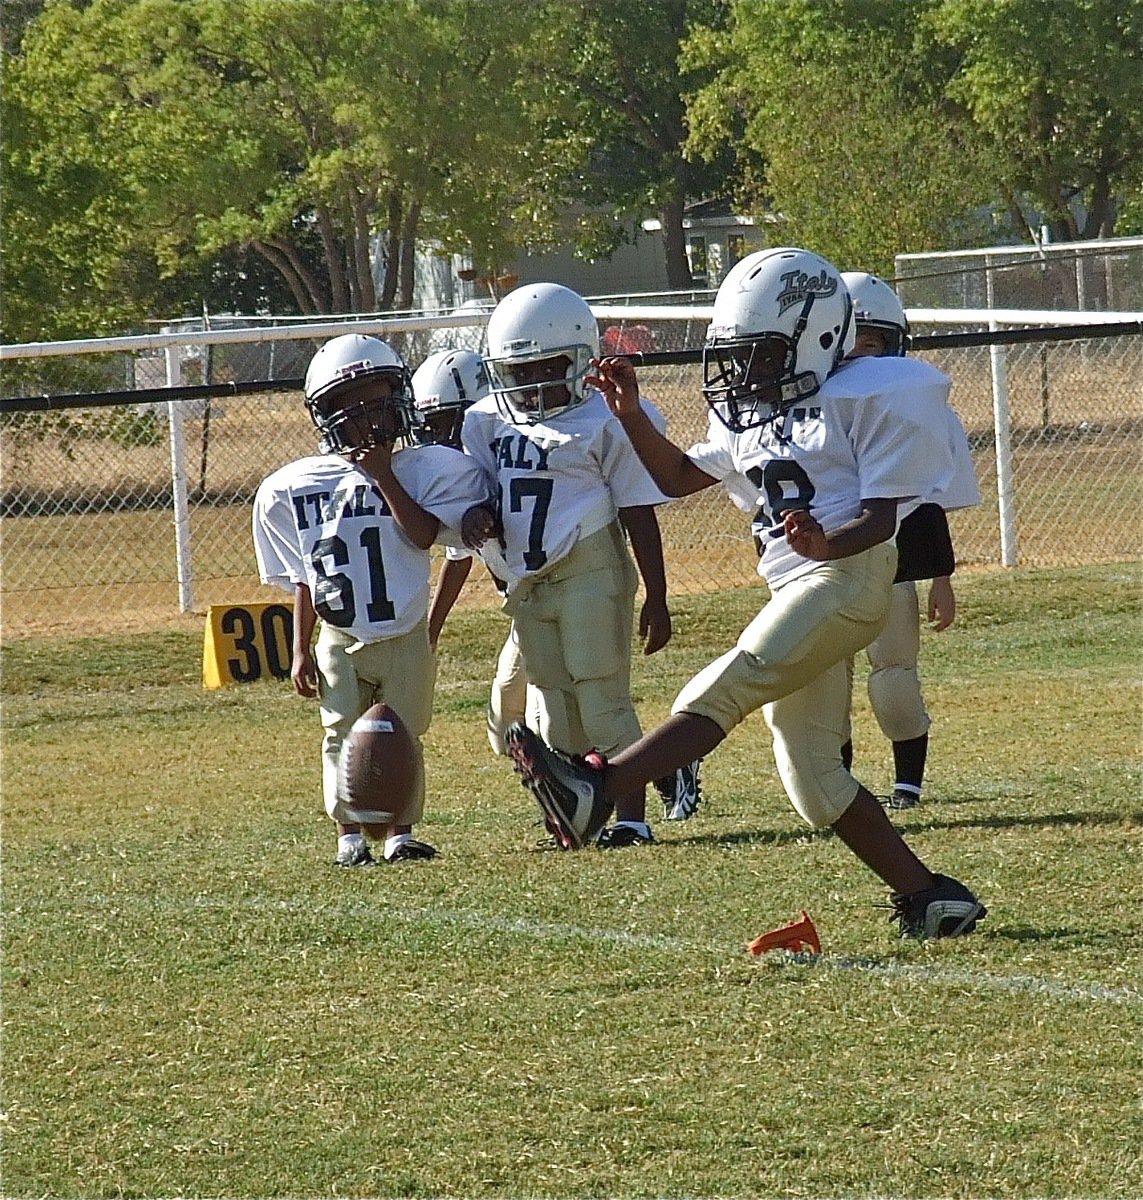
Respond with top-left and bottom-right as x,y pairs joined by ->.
2,564 -> 1141,1199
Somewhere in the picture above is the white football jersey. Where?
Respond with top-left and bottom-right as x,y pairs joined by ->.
461,390 -> 667,591
253,446 -> 487,641
687,355 -> 955,588
934,405 -> 981,511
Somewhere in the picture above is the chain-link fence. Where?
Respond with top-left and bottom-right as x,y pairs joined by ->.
897,237 -> 1143,313
2,310 -> 1140,638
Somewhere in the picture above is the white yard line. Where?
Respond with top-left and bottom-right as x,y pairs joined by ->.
12,892 -> 1140,1007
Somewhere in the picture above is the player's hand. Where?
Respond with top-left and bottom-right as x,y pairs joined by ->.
928,576 -> 956,631
462,503 -> 498,549
292,648 -> 318,698
639,597 -> 672,655
784,508 -> 829,561
586,356 -> 641,419
358,441 -> 393,479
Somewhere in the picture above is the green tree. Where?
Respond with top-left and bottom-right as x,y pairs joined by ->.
530,0 -> 736,290
683,0 -> 994,275
3,0 -> 554,338
930,0 -> 1143,240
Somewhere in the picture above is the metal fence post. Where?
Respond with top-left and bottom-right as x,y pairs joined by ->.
164,335 -> 195,611
985,259 -> 1019,566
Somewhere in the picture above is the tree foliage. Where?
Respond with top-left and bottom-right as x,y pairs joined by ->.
929,0 -> 1143,240
2,0 -> 554,338
683,0 -> 1143,276
683,0 -> 996,276
3,0 -> 1140,344
527,0 -> 736,289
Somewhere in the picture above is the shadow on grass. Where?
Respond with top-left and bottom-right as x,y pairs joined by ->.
986,925 -> 1136,947
666,827 -> 824,850
891,808 -> 1143,834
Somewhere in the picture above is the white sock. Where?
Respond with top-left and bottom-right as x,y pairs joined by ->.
612,820 -> 652,838
893,783 -> 922,799
384,834 -> 411,860
338,832 -> 365,852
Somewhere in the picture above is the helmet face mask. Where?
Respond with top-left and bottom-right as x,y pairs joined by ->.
304,334 -> 418,455
411,349 -> 491,447
703,334 -> 815,432
484,283 -> 600,424
842,271 -> 909,357
487,349 -> 584,423
702,248 -> 854,433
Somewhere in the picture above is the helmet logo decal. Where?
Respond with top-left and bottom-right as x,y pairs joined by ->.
335,359 -> 372,379
776,269 -> 837,315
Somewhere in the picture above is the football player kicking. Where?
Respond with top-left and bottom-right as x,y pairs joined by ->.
840,272 -> 981,811
459,282 -> 695,848
505,248 -> 987,938
253,334 -> 487,867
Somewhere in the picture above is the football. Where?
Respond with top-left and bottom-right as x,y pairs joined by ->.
336,702 -> 418,826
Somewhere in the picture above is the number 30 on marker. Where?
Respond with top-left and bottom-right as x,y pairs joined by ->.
203,602 -> 294,689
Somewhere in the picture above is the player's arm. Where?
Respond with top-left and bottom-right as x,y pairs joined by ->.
928,575 -> 956,631
359,444 -> 440,549
588,357 -> 717,498
618,504 -> 671,655
292,582 -> 319,698
784,498 -> 898,562
461,502 -> 500,550
428,556 -> 474,650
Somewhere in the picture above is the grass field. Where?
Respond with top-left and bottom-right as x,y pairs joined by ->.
2,563 -> 1141,1198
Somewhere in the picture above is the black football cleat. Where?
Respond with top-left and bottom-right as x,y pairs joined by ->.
386,838 -> 438,863
889,874 -> 987,939
504,722 -> 613,850
882,788 -> 921,810
654,758 -> 703,821
595,822 -> 656,849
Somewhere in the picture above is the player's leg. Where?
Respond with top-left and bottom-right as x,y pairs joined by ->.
358,621 -> 437,861
507,545 -> 896,845
509,525 -> 651,846
316,624 -> 380,866
487,622 -> 528,756
508,575 -> 594,845
764,661 -> 928,890
553,526 -> 656,845
605,544 -> 897,796
512,583 -> 588,754
866,580 -> 930,809
764,662 -> 984,936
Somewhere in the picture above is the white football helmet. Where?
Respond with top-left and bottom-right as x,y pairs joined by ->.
703,247 -> 854,432
411,348 -> 491,446
484,282 -> 600,423
842,271 -> 909,356
304,333 -> 417,454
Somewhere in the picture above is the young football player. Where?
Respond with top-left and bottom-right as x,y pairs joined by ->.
421,338 -> 703,825
253,334 -> 487,867
840,271 -> 981,810
412,347 -> 540,753
504,248 -> 987,938
459,282 -> 686,848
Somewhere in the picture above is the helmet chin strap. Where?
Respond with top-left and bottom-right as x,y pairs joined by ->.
774,290 -> 834,410
776,370 -> 820,406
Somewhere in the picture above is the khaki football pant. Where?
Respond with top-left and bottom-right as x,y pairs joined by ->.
486,621 -> 541,756
842,579 -> 932,746
508,521 -> 643,759
673,542 -> 896,828
866,579 -> 931,742
315,619 -> 436,826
